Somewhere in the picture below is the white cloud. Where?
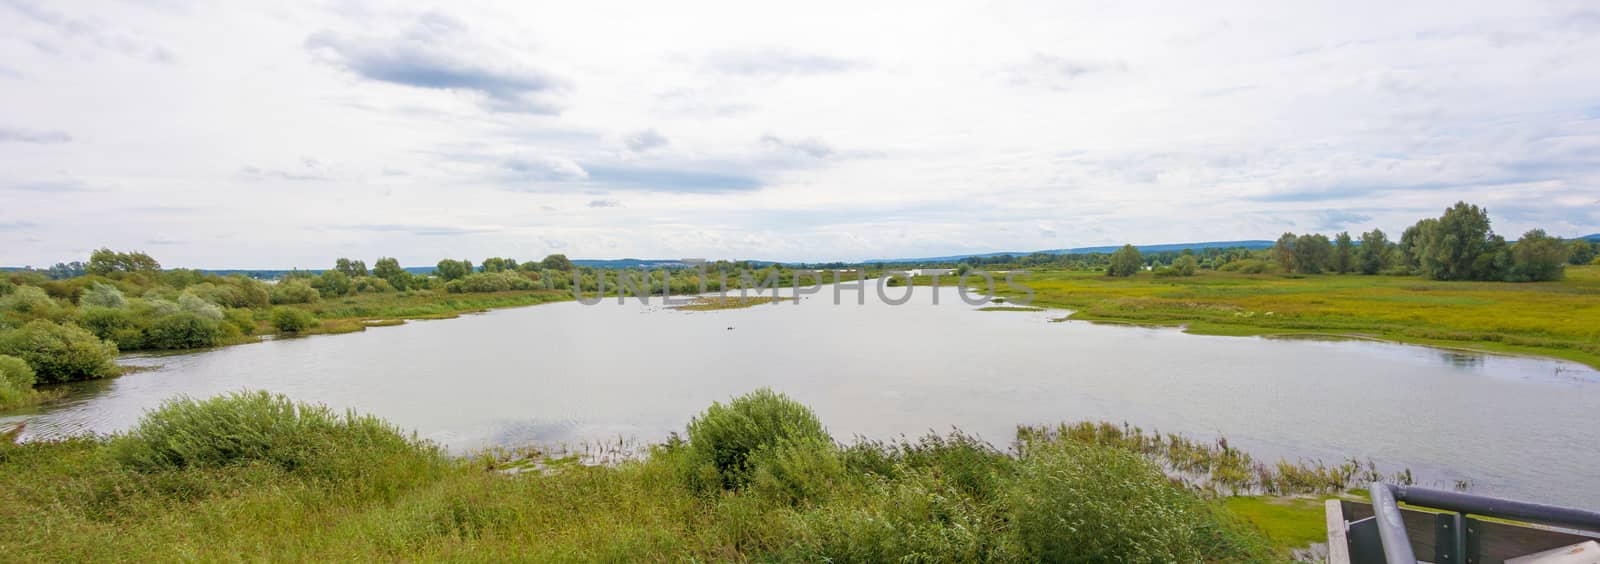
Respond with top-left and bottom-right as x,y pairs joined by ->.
2,0 -> 1597,267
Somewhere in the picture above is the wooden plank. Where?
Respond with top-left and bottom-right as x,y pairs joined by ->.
1341,500 -> 1600,563
1329,499 -> 1354,564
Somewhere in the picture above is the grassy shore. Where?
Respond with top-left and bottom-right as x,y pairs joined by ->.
1,389 -> 1396,561
971,265 -> 1600,369
288,289 -> 572,331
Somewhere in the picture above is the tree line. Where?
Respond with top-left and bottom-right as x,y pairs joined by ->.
1095,202 -> 1587,280
1266,202 -> 1577,281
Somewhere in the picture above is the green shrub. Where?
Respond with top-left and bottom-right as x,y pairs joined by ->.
886,431 -> 1012,501
0,286 -> 63,325
0,320 -> 118,384
0,354 -> 36,390
1174,255 -> 1200,276
1153,266 -> 1179,278
77,306 -> 135,342
685,388 -> 831,490
0,354 -> 39,409
177,291 -> 224,321
354,276 -> 394,294
80,282 -> 127,309
1220,259 -> 1275,274
143,312 -> 225,350
783,461 -> 1017,561
271,307 -> 319,333
223,308 -> 257,335
270,279 -> 321,305
447,272 -> 536,294
108,391 -> 442,484
1009,441 -> 1270,562
749,436 -> 846,506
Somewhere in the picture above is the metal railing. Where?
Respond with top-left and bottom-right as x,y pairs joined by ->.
1356,482 -> 1600,563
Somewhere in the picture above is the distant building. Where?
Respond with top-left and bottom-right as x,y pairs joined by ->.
906,268 -> 955,277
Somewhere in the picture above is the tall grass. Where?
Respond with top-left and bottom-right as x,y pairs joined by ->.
1020,421 -> 1417,496
0,390 -> 1285,561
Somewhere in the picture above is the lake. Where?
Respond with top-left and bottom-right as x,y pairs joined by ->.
5,284 -> 1598,508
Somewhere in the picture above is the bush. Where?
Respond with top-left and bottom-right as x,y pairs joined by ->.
0,354 -> 39,409
143,312 -> 225,350
0,353 -> 37,390
271,308 -> 319,333
80,282 -> 127,309
748,436 -> 846,506
1174,255 -> 1199,276
77,306 -> 135,342
685,388 -> 832,490
353,276 -> 394,294
1219,259 -> 1275,274
107,391 -> 442,483
0,286 -> 63,325
270,279 -> 320,305
223,308 -> 257,335
177,291 -> 224,321
1152,266 -> 1179,278
1009,441 -> 1269,562
447,272 -> 536,294
0,321 -> 118,384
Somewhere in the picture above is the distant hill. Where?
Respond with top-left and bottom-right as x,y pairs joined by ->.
3,235 -> 1594,275
571,258 -> 691,269
870,240 -> 1276,264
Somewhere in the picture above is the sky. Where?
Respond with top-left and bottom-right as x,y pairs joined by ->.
2,0 -> 1598,268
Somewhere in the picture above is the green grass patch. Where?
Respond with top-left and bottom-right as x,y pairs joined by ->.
955,266 -> 1600,368
670,296 -> 795,311
1225,496 -> 1330,552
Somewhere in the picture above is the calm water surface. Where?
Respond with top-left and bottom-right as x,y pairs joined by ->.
5,286 -> 1598,508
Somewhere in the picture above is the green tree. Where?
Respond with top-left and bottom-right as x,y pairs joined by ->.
334,258 -> 368,277
1508,229 -> 1568,282
1419,202 -> 1495,281
1272,233 -> 1298,272
1292,234 -> 1332,274
1399,219 -> 1436,272
1569,239 -> 1596,265
480,257 -> 518,273
434,259 -> 472,281
1173,254 -> 1198,276
1357,229 -> 1391,274
312,270 -> 352,297
1106,245 -> 1143,277
372,257 -> 411,290
541,254 -> 574,271
1332,232 -> 1355,274
86,248 -> 161,275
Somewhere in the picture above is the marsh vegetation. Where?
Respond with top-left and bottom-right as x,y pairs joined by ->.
1,389 -> 1323,561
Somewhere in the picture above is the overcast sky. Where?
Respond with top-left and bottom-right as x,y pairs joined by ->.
2,1 -> 1598,268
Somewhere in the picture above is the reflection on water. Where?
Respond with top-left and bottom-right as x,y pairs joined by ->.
1438,350 -> 1485,369
5,287 -> 1598,509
